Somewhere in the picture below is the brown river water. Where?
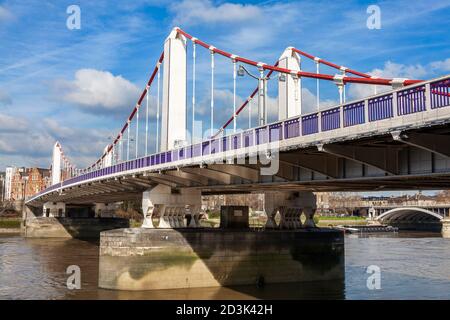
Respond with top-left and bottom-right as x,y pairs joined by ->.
1,232 -> 450,300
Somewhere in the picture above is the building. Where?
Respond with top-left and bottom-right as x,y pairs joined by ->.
9,167 -> 51,201
4,167 -> 15,200
0,172 -> 4,202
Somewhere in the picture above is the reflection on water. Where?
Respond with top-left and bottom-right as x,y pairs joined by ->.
0,232 -> 449,299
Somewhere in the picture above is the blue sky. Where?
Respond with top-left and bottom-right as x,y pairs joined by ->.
0,0 -> 449,184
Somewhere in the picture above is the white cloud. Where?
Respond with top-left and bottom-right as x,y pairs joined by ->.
56,69 -> 140,113
171,0 -> 262,26
0,114 -> 28,132
301,88 -> 336,114
349,59 -> 450,100
368,61 -> 428,79
430,58 -> 450,72
0,6 -> 13,22
0,113 -> 112,168
193,86 -> 336,136
0,89 -> 12,106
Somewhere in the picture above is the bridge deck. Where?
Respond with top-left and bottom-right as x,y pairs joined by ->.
27,75 -> 450,206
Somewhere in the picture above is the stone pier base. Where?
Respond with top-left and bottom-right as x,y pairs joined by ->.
99,228 -> 344,291
24,217 -> 129,238
442,219 -> 450,238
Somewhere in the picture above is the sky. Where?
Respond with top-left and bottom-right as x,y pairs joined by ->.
0,0 -> 449,196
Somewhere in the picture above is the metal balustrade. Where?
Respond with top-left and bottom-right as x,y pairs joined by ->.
302,113 -> 319,135
321,107 -> 340,131
344,101 -> 365,127
243,130 -> 253,147
284,118 -> 300,139
431,79 -> 450,109
269,123 -> 283,142
29,76 -> 450,201
397,85 -> 426,115
369,94 -> 393,121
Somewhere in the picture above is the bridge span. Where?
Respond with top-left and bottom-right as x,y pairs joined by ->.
24,27 -> 450,236
370,205 -> 449,232
20,27 -> 450,290
26,73 -> 450,223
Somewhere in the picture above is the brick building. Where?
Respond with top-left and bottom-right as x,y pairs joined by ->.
10,167 -> 51,201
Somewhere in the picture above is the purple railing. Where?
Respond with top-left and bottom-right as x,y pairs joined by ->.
202,141 -> 210,156
397,86 -> 426,115
211,139 -> 220,154
256,127 -> 267,145
302,113 -> 319,135
321,107 -> 340,131
269,122 -> 283,142
232,134 -> 241,149
31,76 -> 450,201
284,117 -> 300,139
431,79 -> 450,109
222,136 -> 229,152
192,143 -> 201,157
368,94 -> 393,121
186,145 -> 192,159
243,130 -> 254,147
344,101 -> 365,127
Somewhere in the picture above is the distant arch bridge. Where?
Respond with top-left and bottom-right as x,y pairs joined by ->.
374,205 -> 449,230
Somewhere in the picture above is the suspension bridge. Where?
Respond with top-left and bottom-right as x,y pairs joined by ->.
24,27 -> 450,225
20,27 -> 450,290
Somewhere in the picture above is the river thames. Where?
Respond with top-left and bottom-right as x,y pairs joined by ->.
1,232 -> 449,300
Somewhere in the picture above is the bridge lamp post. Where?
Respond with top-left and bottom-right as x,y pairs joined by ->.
237,65 -> 268,126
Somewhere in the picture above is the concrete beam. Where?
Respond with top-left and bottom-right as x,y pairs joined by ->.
392,131 -> 450,158
242,163 -> 293,181
146,173 -> 192,187
165,170 -> 209,185
318,144 -> 399,175
181,167 -> 232,185
279,153 -> 340,178
146,176 -> 179,189
206,164 -> 260,183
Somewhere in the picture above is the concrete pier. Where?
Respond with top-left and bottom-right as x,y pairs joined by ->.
442,219 -> 450,238
23,217 -> 129,238
98,228 -> 344,291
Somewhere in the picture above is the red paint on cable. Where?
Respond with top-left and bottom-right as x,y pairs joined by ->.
85,51 -> 164,170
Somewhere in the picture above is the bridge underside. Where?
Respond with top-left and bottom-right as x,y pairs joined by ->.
379,210 -> 441,223
377,208 -> 443,232
27,123 -> 450,208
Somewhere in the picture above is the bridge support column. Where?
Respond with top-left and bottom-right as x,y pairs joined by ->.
303,207 -> 316,228
277,47 -> 301,120
442,219 -> 450,238
141,184 -> 201,229
161,27 -> 187,151
43,202 -> 66,217
264,191 -> 317,229
94,203 -> 116,218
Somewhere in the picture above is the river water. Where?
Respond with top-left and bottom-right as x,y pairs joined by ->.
1,232 -> 449,300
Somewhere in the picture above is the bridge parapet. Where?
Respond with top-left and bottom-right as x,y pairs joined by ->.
27,74 -> 450,205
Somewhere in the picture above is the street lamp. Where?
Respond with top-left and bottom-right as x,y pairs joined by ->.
236,65 -> 269,126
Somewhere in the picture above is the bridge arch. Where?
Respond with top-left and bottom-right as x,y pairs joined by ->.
376,207 -> 443,223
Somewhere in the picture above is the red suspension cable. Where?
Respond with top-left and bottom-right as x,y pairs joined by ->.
292,48 -> 371,78
176,28 -> 423,87
82,27 -> 428,171
86,51 -> 164,170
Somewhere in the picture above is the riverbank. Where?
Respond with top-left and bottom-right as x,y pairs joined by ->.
1,231 -> 449,299
317,218 -> 368,227
204,216 -> 368,228
0,217 -> 21,234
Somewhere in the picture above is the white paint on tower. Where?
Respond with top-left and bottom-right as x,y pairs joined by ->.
52,142 -> 62,185
278,47 -> 302,120
161,27 -> 187,152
